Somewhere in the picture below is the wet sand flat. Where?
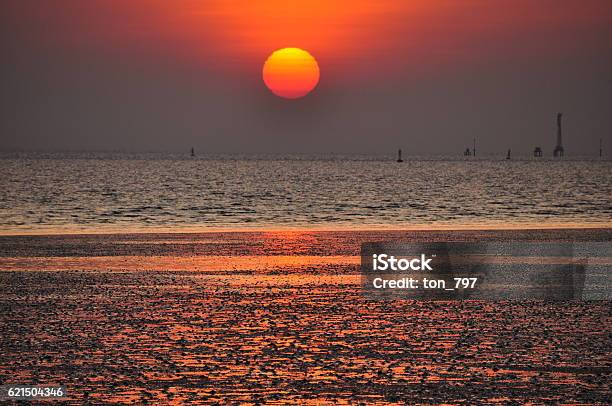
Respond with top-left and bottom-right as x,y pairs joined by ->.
0,229 -> 610,404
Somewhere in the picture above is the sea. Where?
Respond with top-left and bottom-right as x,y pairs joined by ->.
1,152 -> 610,233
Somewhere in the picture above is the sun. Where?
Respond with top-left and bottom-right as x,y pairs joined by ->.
262,48 -> 320,99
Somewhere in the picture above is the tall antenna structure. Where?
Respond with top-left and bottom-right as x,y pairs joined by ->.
553,113 -> 564,157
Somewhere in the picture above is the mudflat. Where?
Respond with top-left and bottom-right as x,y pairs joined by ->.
1,229 -> 610,403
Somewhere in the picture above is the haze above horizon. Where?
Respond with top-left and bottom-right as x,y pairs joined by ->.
1,0 -> 611,154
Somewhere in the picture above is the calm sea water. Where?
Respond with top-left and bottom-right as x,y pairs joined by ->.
1,153 -> 610,232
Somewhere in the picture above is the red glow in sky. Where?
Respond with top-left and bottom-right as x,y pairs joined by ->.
3,0 -> 611,82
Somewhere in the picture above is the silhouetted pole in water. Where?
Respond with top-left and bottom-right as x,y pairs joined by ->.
553,113 -> 564,157
191,147 -> 195,157
397,149 -> 403,163
506,149 -> 511,160
473,138 -> 476,157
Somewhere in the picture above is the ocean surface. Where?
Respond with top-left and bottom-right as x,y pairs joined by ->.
0,152 -> 610,233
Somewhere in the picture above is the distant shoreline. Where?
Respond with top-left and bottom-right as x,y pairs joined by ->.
1,152 -> 610,162
1,223 -> 611,237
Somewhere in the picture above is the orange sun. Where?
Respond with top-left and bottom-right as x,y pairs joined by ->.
262,48 -> 320,99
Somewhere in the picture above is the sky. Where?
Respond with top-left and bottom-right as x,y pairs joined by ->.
1,0 -> 611,155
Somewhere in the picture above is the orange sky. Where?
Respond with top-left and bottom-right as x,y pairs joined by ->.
4,0 -> 611,82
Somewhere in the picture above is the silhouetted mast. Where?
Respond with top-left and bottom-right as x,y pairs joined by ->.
600,138 -> 603,158
191,147 -> 195,157
473,138 -> 476,157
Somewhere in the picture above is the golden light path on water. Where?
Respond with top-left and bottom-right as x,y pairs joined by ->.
1,255 -> 610,273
